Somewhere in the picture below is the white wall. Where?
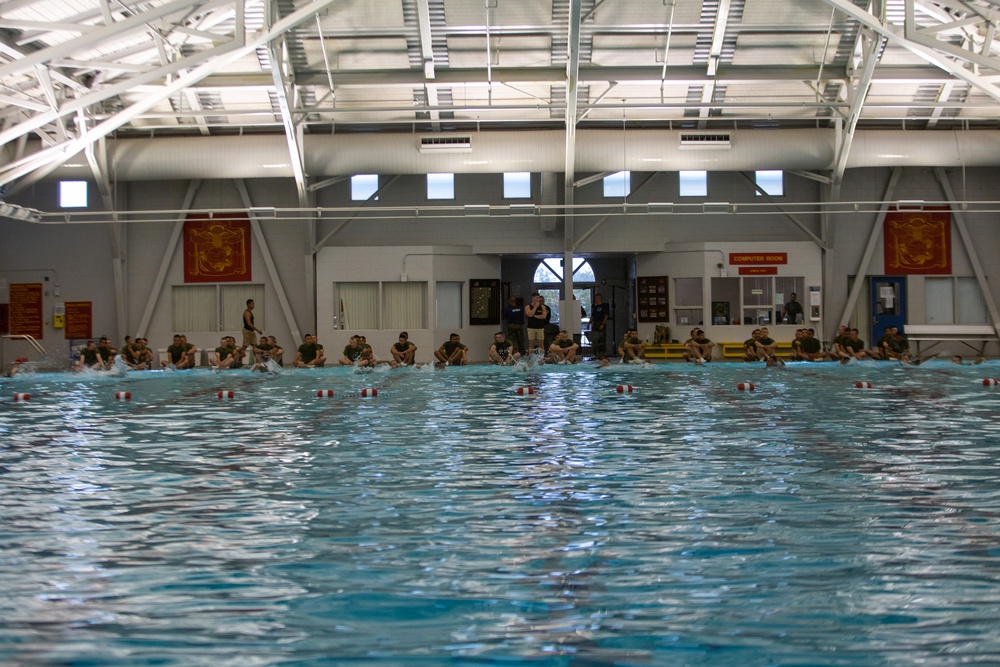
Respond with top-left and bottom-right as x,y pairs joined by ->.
636,241 -> 823,347
316,246 -> 500,364
5,165 -> 1000,362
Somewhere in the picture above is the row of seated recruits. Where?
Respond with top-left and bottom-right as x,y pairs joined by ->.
677,324 -> 917,364
338,330 -> 587,367
75,333 -> 290,371
76,335 -> 162,371
739,324 -> 915,363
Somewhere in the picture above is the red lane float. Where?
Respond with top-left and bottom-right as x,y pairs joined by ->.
515,387 -> 535,396
981,378 -> 999,387
13,393 -> 30,401
360,388 -> 378,397
616,384 -> 634,393
115,391 -> 131,401
854,381 -> 874,389
737,382 -> 755,392
316,389 -> 335,397
217,390 -> 235,399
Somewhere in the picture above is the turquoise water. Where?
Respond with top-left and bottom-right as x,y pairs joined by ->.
2,361 -> 1000,666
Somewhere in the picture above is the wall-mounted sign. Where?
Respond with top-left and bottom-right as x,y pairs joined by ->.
9,283 -> 43,339
64,301 -> 93,339
729,252 -> 787,265
739,266 -> 778,275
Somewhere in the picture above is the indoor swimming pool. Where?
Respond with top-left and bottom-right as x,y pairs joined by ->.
1,361 -> 1000,665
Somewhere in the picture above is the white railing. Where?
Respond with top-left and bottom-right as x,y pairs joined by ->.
1,334 -> 47,366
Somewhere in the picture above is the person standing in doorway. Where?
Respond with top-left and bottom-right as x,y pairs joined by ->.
589,293 -> 610,360
503,297 -> 526,357
525,293 -> 549,355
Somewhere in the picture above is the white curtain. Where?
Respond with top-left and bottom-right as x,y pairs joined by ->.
383,282 -> 426,330
220,284 -> 265,332
172,285 -> 217,332
338,282 -> 379,329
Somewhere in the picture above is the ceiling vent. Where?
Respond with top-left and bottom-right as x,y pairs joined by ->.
679,133 -> 732,149
419,136 -> 472,153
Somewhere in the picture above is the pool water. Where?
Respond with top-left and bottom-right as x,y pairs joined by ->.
2,361 -> 1000,666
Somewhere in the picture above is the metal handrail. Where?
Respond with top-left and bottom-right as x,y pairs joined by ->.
1,334 -> 47,356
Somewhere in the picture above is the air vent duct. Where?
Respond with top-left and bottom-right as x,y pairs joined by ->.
419,136 -> 472,153
679,133 -> 731,149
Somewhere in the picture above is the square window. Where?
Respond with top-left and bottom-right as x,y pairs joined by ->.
679,171 -> 707,197
60,181 -> 88,208
503,172 -> 531,198
427,173 -> 455,200
755,170 -> 783,196
351,174 -> 379,201
603,171 -> 630,198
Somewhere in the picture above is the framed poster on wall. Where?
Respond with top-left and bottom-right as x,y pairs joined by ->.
637,276 -> 669,322
469,279 -> 501,325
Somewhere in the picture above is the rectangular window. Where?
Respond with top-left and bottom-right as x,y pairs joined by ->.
383,282 -> 427,330
603,171 -> 630,198
710,277 -> 740,325
337,282 -> 379,329
673,277 -> 703,326
775,277 -> 804,324
351,174 -> 379,201
755,170 -> 783,196
60,181 -> 88,208
679,171 -> 707,197
503,172 -> 531,199
427,173 -> 455,200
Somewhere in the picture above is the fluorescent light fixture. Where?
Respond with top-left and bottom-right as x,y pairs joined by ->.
647,202 -> 673,214
897,200 -> 924,210
464,204 -> 490,217
704,202 -> 730,213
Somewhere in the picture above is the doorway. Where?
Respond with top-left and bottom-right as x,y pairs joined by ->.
870,277 -> 907,345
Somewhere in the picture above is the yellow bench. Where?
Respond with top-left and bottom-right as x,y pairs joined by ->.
643,343 -> 687,359
720,341 -> 795,358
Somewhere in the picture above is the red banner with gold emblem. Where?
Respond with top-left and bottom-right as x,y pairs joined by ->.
183,214 -> 252,283
883,207 -> 951,275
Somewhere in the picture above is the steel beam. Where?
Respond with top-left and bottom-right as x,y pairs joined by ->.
136,180 -> 203,337
268,34 -> 309,204
821,0 -> 1000,103
934,167 -> 1000,333
837,166 -> 903,328
236,179 -> 303,344
832,28 -> 884,194
0,0 -> 230,79
0,0 -> 342,189
563,0 -> 583,305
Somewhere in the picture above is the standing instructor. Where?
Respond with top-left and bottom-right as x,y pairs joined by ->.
242,298 -> 263,359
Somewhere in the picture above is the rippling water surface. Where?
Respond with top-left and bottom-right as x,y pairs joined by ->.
2,360 -> 1000,666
